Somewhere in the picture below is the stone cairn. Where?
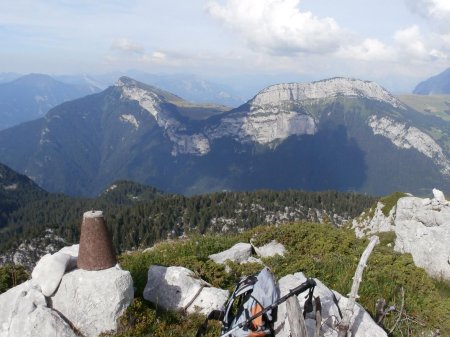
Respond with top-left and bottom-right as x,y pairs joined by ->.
77,210 -> 117,270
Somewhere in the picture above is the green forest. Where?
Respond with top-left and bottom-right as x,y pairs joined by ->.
0,180 -> 375,254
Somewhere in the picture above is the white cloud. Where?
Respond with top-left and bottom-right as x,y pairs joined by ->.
406,0 -> 450,31
394,25 -> 448,61
111,38 -> 144,54
207,0 -> 346,55
338,39 -> 396,62
394,26 -> 429,59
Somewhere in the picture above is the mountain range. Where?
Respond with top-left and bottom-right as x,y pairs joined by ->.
1,76 -> 450,197
54,71 -> 244,107
0,74 -> 100,130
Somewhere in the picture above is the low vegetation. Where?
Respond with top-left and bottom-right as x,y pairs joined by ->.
106,222 -> 450,337
379,192 -> 407,216
0,264 -> 29,294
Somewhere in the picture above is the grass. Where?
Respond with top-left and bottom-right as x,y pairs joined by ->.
379,192 -> 407,217
104,222 -> 450,337
396,94 -> 450,121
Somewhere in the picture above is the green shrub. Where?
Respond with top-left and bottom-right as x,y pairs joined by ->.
0,264 -> 29,294
380,192 -> 407,216
101,298 -> 221,337
113,222 -> 450,337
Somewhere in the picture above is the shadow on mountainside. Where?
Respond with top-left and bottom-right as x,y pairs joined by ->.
177,124 -> 367,195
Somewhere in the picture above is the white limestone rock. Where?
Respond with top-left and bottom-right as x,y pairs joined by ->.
394,196 -> 450,279
253,240 -> 286,258
274,273 -> 387,337
118,79 -> 210,156
143,265 -> 229,315
51,266 -> 134,337
9,305 -> 77,337
354,190 -> 450,280
368,116 -> 450,176
352,202 -> 396,238
0,281 -> 76,337
58,244 -> 79,257
209,242 -> 254,264
246,256 -> 264,264
432,188 -> 446,203
0,281 -> 32,337
31,251 -> 76,297
251,78 -> 402,109
207,110 -> 317,147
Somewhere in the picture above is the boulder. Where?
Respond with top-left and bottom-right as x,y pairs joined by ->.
353,189 -> 450,280
51,265 -> 134,337
253,240 -> 286,258
143,265 -> 229,315
432,188 -> 446,203
209,242 -> 253,264
31,251 -> 77,297
59,244 -> 79,258
352,202 -> 395,238
0,244 -> 133,337
0,281 -> 76,337
0,281 -> 32,336
394,196 -> 450,279
274,273 -> 387,337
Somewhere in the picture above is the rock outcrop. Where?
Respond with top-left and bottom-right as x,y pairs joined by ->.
0,245 -> 134,337
31,247 -> 78,297
51,267 -> 134,337
143,265 -> 229,315
0,281 -> 77,337
208,242 -> 254,264
253,240 -> 286,258
353,201 -> 396,238
353,189 -> 450,280
208,240 -> 286,265
275,272 -> 387,337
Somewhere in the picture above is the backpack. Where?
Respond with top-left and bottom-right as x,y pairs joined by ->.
197,267 -> 279,337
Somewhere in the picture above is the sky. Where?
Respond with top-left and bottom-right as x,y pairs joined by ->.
1,0 -> 450,93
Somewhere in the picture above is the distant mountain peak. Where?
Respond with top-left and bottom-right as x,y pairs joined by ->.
115,76 -> 184,104
9,73 -> 63,89
251,77 -> 403,109
0,73 -> 101,130
115,76 -> 141,88
413,68 -> 450,95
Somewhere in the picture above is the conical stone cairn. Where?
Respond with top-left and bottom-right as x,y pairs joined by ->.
77,210 -> 117,271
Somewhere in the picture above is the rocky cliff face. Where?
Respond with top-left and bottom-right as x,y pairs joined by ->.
353,189 -> 450,280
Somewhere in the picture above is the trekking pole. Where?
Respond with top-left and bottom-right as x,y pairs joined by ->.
219,278 -> 317,337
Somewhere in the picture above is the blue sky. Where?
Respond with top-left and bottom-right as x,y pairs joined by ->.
1,0 -> 450,92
